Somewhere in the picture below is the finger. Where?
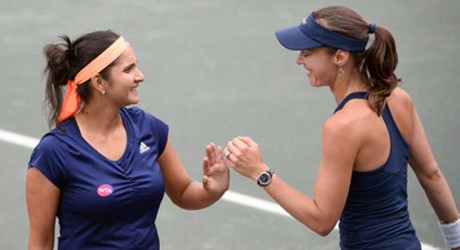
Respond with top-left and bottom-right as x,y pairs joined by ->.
215,146 -> 223,162
224,156 -> 235,169
226,139 -> 241,153
208,142 -> 217,164
232,137 -> 249,150
226,139 -> 234,149
221,146 -> 233,166
227,137 -> 240,147
223,148 -> 231,159
203,156 -> 210,174
210,143 -> 220,164
216,146 -> 223,157
237,136 -> 256,147
206,143 -> 215,164
205,145 -> 212,165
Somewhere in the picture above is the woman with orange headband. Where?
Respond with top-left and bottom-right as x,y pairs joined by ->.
26,30 -> 229,250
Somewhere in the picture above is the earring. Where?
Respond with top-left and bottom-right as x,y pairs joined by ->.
101,89 -> 106,95
339,67 -> 344,77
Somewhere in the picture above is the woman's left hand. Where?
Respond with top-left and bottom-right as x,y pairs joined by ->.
202,143 -> 230,196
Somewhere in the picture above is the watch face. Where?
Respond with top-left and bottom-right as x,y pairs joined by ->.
259,173 -> 270,183
258,172 -> 271,185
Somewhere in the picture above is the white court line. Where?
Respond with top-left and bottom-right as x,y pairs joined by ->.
0,128 -> 40,149
0,128 -> 441,250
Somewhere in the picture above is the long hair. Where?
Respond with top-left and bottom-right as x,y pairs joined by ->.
314,6 -> 401,115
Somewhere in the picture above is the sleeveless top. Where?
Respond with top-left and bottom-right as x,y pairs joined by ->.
335,92 -> 421,250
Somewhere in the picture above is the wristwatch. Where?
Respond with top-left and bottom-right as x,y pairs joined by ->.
257,169 -> 274,187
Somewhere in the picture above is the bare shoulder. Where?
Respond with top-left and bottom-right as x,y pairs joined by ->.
324,101 -> 372,142
322,115 -> 350,143
324,109 -> 356,134
328,98 -> 375,126
388,87 -> 414,108
387,87 -> 415,142
321,102 -> 374,172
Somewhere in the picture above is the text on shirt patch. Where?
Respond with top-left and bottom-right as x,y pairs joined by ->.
97,184 -> 113,197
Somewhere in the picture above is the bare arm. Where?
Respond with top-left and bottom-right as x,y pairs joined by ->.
226,117 -> 357,236
26,168 -> 60,250
408,103 -> 459,223
157,139 -> 229,210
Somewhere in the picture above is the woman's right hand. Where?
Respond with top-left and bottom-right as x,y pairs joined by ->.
224,136 -> 268,181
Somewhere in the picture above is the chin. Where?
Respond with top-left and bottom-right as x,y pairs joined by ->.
308,81 -> 318,87
126,98 -> 140,106
308,79 -> 323,88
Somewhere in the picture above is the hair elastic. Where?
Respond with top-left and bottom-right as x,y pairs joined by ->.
368,23 -> 377,34
58,36 -> 129,122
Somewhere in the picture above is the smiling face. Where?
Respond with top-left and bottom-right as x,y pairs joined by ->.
296,47 -> 337,87
103,46 -> 145,107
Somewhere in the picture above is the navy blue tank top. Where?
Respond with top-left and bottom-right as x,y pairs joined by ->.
335,92 -> 421,250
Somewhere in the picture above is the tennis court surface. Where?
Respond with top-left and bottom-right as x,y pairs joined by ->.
1,0 -> 459,249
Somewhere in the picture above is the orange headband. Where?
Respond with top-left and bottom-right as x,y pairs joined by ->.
58,36 -> 129,122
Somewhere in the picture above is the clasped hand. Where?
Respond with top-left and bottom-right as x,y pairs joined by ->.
224,136 -> 267,181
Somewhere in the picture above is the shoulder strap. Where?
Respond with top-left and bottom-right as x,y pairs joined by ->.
334,92 -> 368,114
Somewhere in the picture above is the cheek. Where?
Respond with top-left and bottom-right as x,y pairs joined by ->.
308,65 -> 331,84
313,60 -> 332,74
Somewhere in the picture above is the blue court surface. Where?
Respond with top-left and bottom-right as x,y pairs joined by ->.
1,0 -> 459,249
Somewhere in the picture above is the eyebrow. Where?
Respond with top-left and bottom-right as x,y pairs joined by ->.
123,62 -> 136,71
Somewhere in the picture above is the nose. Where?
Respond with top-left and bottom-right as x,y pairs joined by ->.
135,68 -> 145,83
296,52 -> 304,65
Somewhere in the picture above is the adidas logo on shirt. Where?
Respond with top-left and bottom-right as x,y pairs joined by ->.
139,142 -> 150,154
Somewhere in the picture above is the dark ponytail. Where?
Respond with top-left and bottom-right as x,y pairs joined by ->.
363,26 -> 401,115
43,35 -> 72,128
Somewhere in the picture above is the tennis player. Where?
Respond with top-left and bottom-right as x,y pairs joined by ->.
26,30 -> 229,250
225,6 -> 459,250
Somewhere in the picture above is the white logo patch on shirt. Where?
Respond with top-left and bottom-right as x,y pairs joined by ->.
139,141 -> 150,154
